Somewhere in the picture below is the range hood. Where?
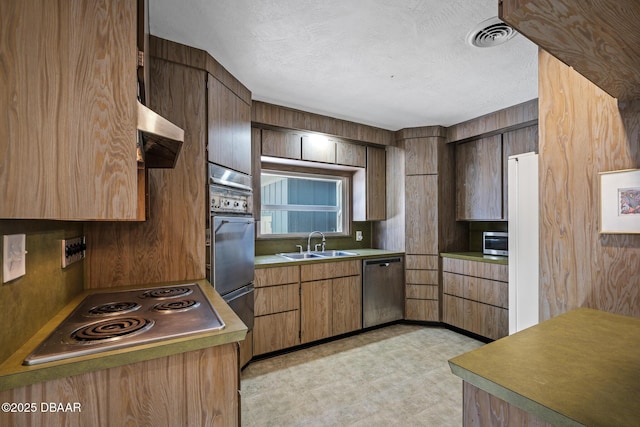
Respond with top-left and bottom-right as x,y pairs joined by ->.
137,101 -> 184,168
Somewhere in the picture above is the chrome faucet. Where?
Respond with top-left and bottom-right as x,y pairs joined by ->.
307,231 -> 325,252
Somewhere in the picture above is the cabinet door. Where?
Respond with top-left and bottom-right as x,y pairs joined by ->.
1,0 -> 139,220
253,311 -> 300,355
456,135 -> 502,220
261,128 -> 302,160
366,146 -> 386,220
502,125 -> 538,219
208,75 -> 251,174
405,175 -> 438,254
332,276 -> 362,335
302,135 -> 336,163
336,141 -> 366,167
300,280 -> 332,344
405,139 -> 439,175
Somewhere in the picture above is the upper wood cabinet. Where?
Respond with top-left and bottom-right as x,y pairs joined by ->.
302,135 -> 336,163
261,128 -> 302,160
354,146 -> 386,221
208,75 -> 252,175
456,135 -> 503,221
336,141 -> 366,168
502,125 -> 539,219
0,0 -> 140,220
500,0 -> 640,101
405,139 -> 439,175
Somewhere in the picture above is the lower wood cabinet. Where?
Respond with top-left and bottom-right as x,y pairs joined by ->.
405,255 -> 440,322
442,257 -> 508,340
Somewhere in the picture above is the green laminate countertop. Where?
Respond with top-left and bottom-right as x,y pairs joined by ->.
255,248 -> 405,268
0,279 -> 247,392
440,251 -> 508,265
449,308 -> 640,427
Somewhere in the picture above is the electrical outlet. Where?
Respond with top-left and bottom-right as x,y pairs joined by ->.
62,236 -> 86,268
355,230 -> 363,241
3,234 -> 26,283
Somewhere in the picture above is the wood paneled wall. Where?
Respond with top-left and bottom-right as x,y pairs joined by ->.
252,101 -> 395,146
538,49 -> 640,319
85,58 -> 208,288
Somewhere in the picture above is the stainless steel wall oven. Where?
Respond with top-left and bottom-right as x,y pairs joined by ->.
207,163 -> 254,330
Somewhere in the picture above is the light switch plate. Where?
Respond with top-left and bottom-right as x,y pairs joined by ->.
3,234 -> 26,283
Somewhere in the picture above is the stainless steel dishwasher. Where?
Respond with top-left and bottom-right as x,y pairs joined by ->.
362,257 -> 404,328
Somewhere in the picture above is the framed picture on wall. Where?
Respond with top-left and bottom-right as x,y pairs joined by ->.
600,169 -> 640,234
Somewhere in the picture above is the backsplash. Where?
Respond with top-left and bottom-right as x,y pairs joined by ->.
255,221 -> 373,256
468,221 -> 508,252
0,220 -> 84,363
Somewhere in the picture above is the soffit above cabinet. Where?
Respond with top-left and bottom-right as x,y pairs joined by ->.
500,0 -> 640,101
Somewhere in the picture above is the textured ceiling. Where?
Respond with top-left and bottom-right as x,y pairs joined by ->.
149,0 -> 538,130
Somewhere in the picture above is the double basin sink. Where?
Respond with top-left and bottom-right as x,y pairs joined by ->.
277,250 -> 358,261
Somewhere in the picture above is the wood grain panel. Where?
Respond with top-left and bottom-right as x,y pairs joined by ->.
336,141 -> 366,167
261,128 -> 302,159
254,266 -> 299,287
0,0 -> 138,220
372,144 -> 405,251
253,311 -> 300,355
239,329 -> 253,368
476,279 -> 509,309
405,255 -> 439,270
405,269 -> 438,285
404,138 -> 439,175
300,260 -> 361,282
406,284 -> 438,300
332,276 -> 362,335
442,257 -> 466,274
365,146 -> 387,220
252,101 -> 395,146
443,294 -> 464,329
395,126 -> 448,140
252,127 -> 262,215
300,280 -> 332,343
254,283 -> 299,315
443,272 -> 465,297
538,49 -> 640,320
405,299 -> 439,322
0,344 -> 239,426
463,382 -> 554,427
456,135 -> 503,220
447,99 -> 538,143
85,59 -> 207,288
405,175 -> 438,254
500,0 -> 640,101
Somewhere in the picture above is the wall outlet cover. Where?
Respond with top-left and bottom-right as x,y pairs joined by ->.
355,230 -> 363,241
3,234 -> 26,283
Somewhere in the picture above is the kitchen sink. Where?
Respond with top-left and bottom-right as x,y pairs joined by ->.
278,252 -> 323,260
312,250 -> 358,257
277,250 -> 358,260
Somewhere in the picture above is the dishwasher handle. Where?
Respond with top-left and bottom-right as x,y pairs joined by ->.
364,257 -> 402,267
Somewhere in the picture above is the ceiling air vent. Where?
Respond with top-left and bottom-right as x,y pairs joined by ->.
466,17 -> 517,48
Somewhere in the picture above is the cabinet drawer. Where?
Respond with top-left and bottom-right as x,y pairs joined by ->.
442,257 -> 466,274
443,272 -> 465,297
406,284 -> 438,300
405,299 -> 439,322
255,266 -> 299,287
406,269 -> 438,285
443,294 -> 464,329
476,278 -> 509,308
254,283 -> 299,316
301,260 -> 361,282
253,311 -> 300,355
406,255 -> 439,270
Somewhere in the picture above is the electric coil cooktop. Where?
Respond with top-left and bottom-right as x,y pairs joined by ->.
24,283 -> 225,366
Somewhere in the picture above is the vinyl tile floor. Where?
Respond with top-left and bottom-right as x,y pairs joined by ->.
240,324 -> 484,427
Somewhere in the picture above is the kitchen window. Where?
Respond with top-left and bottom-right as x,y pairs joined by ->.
259,169 -> 349,237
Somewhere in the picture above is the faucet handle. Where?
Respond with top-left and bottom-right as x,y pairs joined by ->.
314,243 -> 322,251
295,245 -> 303,253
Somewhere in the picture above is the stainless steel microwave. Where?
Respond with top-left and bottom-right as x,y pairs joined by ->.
483,231 -> 508,256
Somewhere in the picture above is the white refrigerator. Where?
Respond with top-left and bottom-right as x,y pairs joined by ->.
508,152 -> 539,334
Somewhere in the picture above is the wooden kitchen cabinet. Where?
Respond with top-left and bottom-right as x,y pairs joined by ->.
405,175 -> 438,255
405,255 -> 439,322
302,134 -> 336,163
261,128 -> 302,160
442,257 -> 508,340
456,135 -> 503,221
354,146 -> 386,221
336,141 -> 366,167
253,266 -> 301,356
1,0 -> 141,220
208,74 -> 252,174
300,260 -> 362,344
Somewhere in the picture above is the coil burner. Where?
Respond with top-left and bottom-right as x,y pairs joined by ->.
24,283 -> 225,365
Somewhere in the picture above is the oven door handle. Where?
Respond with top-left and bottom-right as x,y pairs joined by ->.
213,219 -> 253,234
